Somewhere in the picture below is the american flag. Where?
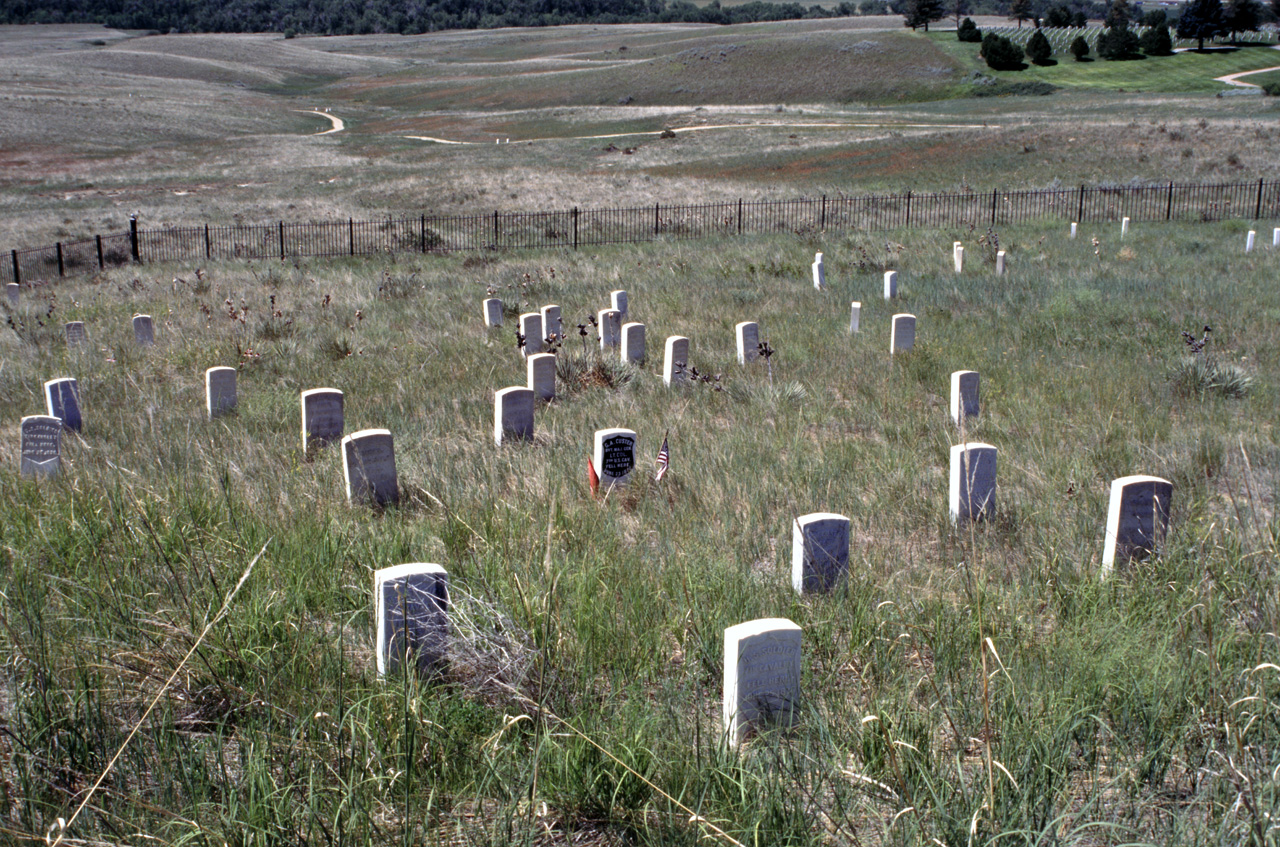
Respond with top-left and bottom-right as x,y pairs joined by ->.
654,433 -> 670,482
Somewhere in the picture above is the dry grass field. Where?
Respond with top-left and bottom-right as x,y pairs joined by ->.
2,20 -> 1279,253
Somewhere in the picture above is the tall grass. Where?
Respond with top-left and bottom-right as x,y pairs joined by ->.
1,219 -> 1278,845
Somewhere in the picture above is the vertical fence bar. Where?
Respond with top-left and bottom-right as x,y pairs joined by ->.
991,189 -> 998,226
820,195 -> 827,230
96,235 -> 104,269
492,210 -> 499,248
420,215 -> 426,253
573,207 -> 579,251
905,190 -> 912,227
204,224 -> 211,259
279,222 -> 285,260
130,216 -> 140,262
11,250 -> 19,286
1166,182 -> 1173,221
654,203 -> 660,236
56,243 -> 64,277
1078,185 -> 1085,223
1256,178 -> 1264,220
348,218 -> 354,256
737,199 -> 743,235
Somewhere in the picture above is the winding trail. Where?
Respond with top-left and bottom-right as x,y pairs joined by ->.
404,120 -> 990,146
295,109 -> 344,134
1213,43 -> 1280,87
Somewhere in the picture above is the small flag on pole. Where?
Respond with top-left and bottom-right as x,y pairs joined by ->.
588,455 -> 599,497
654,432 -> 670,482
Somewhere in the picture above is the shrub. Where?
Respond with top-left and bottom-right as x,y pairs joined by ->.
1070,34 -> 1091,59
1097,24 -> 1141,59
957,16 -> 982,40
1140,25 -> 1173,54
1026,29 -> 1053,63
1262,81 -> 1280,96
980,33 -> 1025,70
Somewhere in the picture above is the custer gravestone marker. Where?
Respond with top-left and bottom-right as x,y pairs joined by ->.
791,512 -> 850,594
598,309 -> 621,351
520,313 -> 544,356
812,253 -> 825,290
20,415 -> 62,478
849,302 -> 861,334
610,290 -> 628,320
483,298 -> 503,328
375,563 -> 449,676
65,321 -> 87,346
540,304 -> 562,339
342,429 -> 399,506
723,618 -> 802,746
6,283 -> 16,307
527,352 -> 556,401
593,427 -> 636,492
883,271 -> 897,300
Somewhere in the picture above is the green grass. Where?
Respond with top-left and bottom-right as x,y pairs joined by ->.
2,219 -> 1279,845
929,30 -> 1280,93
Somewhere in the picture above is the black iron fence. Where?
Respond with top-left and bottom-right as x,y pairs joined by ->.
8,178 -> 1279,286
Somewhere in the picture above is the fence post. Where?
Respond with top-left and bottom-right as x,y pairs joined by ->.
10,250 -> 18,286
572,207 -> 579,251
737,199 -> 743,235
205,224 -> 211,259
492,210 -> 499,248
420,215 -> 426,253
905,190 -> 912,227
654,203 -> 660,236
349,218 -> 354,256
129,215 -> 140,262
990,189 -> 998,226
279,221 -> 285,260
820,195 -> 827,230
56,243 -> 64,277
1166,182 -> 1174,221
96,235 -> 104,269
1256,178 -> 1264,220
1077,185 -> 1085,223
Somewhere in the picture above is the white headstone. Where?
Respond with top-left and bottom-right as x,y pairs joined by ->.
883,271 -> 897,300
890,314 -> 915,354
301,388 -> 344,452
375,563 -> 448,676
65,321 -> 87,346
494,386 -> 535,445
1273,227 -> 1280,248
949,442 -> 997,523
1245,230 -> 1256,253
723,618 -> 801,747
1070,222 -> 1078,239
1121,216 -> 1130,238
791,512 -> 850,594
812,253 -> 825,290
620,322 -> 645,364
205,367 -> 236,419
995,251 -> 1006,276
849,302 -> 861,334
342,429 -> 399,506
1102,475 -> 1173,578
610,290 -> 628,320
663,336 -> 689,386
950,370 -> 980,425
953,245 -> 964,274
20,415 -> 62,478
520,312 -> 543,356
527,352 -> 556,401
736,321 -> 759,364
598,309 -> 621,351
483,297 -> 503,327
132,314 -> 154,346
7,283 -> 19,307
44,377 -> 81,432
540,304 -> 562,339
593,427 -> 636,492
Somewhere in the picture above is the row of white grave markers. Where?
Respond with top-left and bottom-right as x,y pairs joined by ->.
56,317 -> 156,346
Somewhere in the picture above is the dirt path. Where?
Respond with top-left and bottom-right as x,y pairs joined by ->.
1212,43 -> 1280,87
295,109 -> 344,134
404,120 -> 990,145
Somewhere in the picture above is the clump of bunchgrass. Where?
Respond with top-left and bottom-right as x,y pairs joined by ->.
1170,325 -> 1254,399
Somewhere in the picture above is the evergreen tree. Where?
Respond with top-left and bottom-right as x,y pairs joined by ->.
957,15 -> 983,39
981,31 -> 1026,67
902,0 -> 947,29
1224,0 -> 1261,40
1177,0 -> 1227,49
1105,0 -> 1131,26
1044,4 -> 1073,26
951,0 -> 971,27
1008,0 -> 1035,27
1097,22 -> 1140,57
1139,21 -> 1173,53
1140,8 -> 1166,26
1026,27 -> 1053,61
1069,33 -> 1091,58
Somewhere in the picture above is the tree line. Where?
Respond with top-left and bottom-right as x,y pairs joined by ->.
0,0 -> 872,33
